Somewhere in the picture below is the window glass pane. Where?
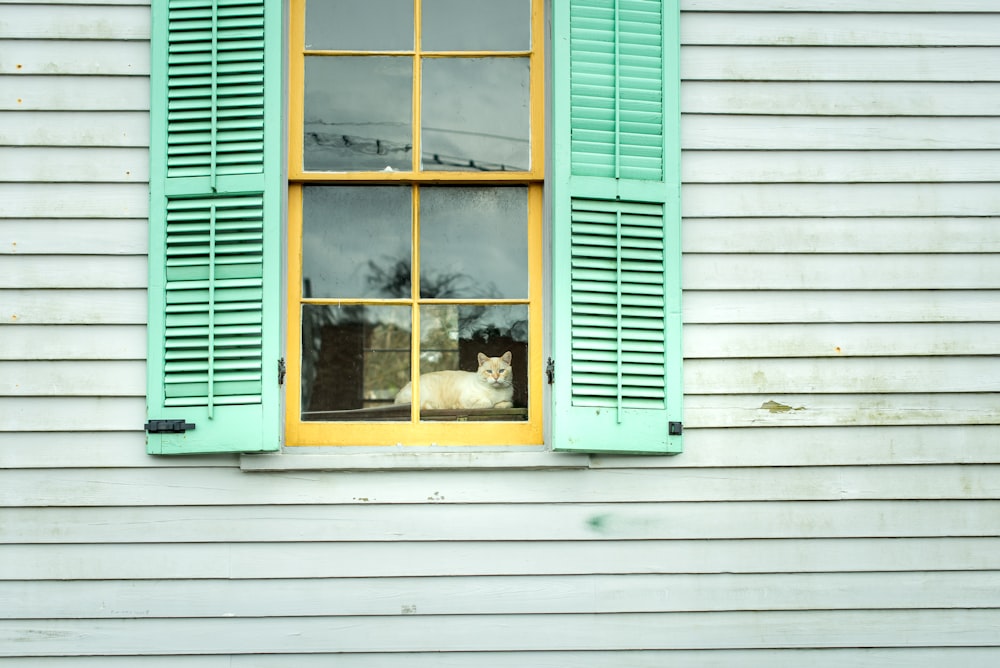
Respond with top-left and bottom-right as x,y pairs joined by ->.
417,304 -> 529,421
304,56 -> 413,171
422,0 -> 529,51
419,186 -> 528,299
302,186 -> 411,299
305,0 -> 414,51
421,58 -> 529,172
301,305 -> 411,420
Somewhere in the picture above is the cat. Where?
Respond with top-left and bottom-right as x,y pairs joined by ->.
394,351 -> 514,410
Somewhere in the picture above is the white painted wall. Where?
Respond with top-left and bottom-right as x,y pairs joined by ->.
1,0 -> 999,664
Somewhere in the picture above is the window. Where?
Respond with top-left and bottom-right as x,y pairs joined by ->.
284,0 -> 545,446
146,0 -> 682,456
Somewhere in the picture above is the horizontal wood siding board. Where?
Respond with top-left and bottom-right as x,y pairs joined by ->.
0,148 -> 149,183
0,256 -> 146,289
4,500 -> 999,543
0,3 -> 149,40
682,46 -> 1000,81
684,290 -> 1000,323
0,397 -> 143,431
0,325 -> 145,360
0,111 -> 149,147
5,571 -> 1000,619
685,393 -> 1000,428
4,538 -> 1000,579
4,289 -> 147,324
0,74 -> 148,111
0,39 -> 150,75
684,82 -> 1000,115
0,183 -> 148,218
681,13 -> 1000,46
1,649 -> 998,668
0,432 -> 236,468
683,218 -> 1000,253
0,361 -> 144,396
0,220 -> 148,254
682,1 -> 1000,10
683,323 -> 1000,358
683,151 -> 1000,183
2,610 -> 1000,655
3,465 -> 998,506
682,254 -> 1000,290
683,116 -> 1000,149
5,426 -> 1000,470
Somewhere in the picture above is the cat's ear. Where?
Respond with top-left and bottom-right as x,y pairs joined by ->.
501,351 -> 512,364
477,352 -> 488,366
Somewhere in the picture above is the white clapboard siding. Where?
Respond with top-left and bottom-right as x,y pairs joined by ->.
684,218 -> 1000,253
4,289 -> 147,324
684,253 -> 1000,290
0,325 -> 145,359
0,361 -> 144,396
1,650 -> 998,668
682,13 -> 1000,46
684,117 -> 1000,149
0,111 -> 149,147
0,183 -> 148,217
684,151 -> 1000,183
0,149 -> 148,182
683,46 -> 1000,81
683,323 -> 1000,358
0,39 -> 150,75
0,396 -> 143,431
3,465 -> 998,506
4,501 -> 999,543
5,538 -> 1000,579
5,426 -> 1000,470
686,393 -> 1000,428
0,3 -> 149,40
683,0 -> 1000,9
6,571 -> 999,619
1,610 -> 998,655
685,81 -> 1000,116
0,74 -> 149,111
0,432 -> 237,468
684,290 -> 1000,324
0,219 -> 147,253
0,255 -> 146,288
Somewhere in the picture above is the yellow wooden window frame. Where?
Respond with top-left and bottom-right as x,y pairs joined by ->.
285,0 -> 545,446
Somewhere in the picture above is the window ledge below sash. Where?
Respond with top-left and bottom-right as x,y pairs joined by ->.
240,448 -> 590,471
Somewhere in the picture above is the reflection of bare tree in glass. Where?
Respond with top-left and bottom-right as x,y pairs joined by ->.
364,255 -> 499,300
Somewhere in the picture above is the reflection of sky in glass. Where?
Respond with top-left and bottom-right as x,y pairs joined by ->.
422,58 -> 530,172
420,187 -> 528,299
305,0 -> 413,51
304,57 -> 413,171
422,0 -> 529,51
302,186 -> 411,298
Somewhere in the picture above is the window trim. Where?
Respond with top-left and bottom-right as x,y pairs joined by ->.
283,0 -> 547,447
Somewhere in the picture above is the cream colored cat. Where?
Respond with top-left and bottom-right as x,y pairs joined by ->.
394,351 -> 514,410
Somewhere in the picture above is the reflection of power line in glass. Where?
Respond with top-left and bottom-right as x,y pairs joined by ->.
304,129 -> 527,172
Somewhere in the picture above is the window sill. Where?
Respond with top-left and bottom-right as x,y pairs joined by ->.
240,448 -> 591,471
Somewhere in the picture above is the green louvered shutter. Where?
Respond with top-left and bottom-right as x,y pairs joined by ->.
146,0 -> 280,454
551,0 -> 682,454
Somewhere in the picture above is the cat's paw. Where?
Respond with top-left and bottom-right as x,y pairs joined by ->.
493,400 -> 513,408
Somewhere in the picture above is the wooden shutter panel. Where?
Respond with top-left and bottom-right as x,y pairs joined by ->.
146,0 -> 280,454
551,0 -> 682,454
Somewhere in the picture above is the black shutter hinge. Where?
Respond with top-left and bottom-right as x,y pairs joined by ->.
669,421 -> 683,436
145,419 -> 196,434
278,358 -> 286,386
546,357 -> 555,384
